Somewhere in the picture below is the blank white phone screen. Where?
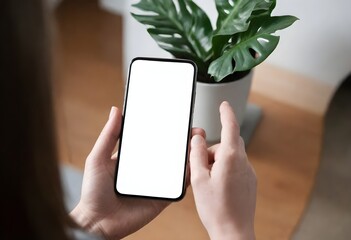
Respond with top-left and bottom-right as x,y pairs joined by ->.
115,58 -> 196,200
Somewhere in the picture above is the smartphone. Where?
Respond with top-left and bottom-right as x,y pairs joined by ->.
114,57 -> 197,201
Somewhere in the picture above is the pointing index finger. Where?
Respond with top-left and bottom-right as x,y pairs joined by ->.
220,101 -> 240,146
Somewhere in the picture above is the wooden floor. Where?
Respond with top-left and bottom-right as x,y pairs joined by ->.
54,1 -> 324,239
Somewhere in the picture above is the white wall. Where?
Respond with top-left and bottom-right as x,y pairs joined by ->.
268,0 -> 351,87
101,0 -> 351,87
99,0 -> 125,15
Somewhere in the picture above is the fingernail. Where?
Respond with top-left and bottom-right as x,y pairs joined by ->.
109,106 -> 117,119
222,101 -> 230,107
192,135 -> 204,146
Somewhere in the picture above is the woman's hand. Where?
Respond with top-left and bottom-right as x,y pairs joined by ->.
190,101 -> 257,240
70,107 -> 169,239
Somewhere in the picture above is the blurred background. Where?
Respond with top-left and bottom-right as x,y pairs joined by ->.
54,0 -> 351,239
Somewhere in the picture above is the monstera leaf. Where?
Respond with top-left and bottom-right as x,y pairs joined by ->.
211,0 -> 260,59
209,15 -> 298,81
132,0 -> 213,73
132,0 -> 298,82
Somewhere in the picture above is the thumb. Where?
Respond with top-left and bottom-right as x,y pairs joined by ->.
190,135 -> 209,183
87,106 -> 122,163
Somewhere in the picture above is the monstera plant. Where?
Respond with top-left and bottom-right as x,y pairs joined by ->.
130,0 -> 298,142
131,0 -> 298,83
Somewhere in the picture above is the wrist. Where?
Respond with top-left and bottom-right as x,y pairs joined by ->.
209,231 -> 255,240
209,232 -> 255,240
70,204 -> 109,239
207,223 -> 255,240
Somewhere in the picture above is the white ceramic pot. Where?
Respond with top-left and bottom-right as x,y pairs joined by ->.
193,71 -> 253,143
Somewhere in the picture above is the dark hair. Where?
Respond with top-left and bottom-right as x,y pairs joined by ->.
0,0 -> 71,239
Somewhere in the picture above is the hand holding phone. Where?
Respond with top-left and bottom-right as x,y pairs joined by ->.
115,57 -> 197,200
